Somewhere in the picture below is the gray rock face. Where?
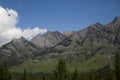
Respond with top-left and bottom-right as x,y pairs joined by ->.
30,31 -> 67,48
62,32 -> 73,36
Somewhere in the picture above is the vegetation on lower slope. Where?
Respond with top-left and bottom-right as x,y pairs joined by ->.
10,41 -> 114,73
10,54 -> 109,73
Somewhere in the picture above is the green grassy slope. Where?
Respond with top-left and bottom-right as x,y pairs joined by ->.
10,54 -> 109,73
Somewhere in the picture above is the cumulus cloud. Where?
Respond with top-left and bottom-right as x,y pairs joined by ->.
0,6 -> 47,45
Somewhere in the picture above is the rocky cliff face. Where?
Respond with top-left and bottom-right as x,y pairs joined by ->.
30,31 -> 67,48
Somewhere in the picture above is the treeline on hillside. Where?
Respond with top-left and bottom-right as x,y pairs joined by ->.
0,52 -> 120,80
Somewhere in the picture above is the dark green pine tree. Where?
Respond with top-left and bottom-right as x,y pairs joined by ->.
114,51 -> 120,80
22,69 -> 29,80
42,75 -> 46,80
72,69 -> 80,80
53,58 -> 67,80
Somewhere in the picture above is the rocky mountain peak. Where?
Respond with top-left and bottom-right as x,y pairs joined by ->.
107,16 -> 120,27
12,37 -> 27,44
45,30 -> 52,34
18,37 -> 27,42
44,31 -> 61,37
93,22 -> 102,26
112,16 -> 120,24
88,23 -> 104,28
30,31 -> 67,48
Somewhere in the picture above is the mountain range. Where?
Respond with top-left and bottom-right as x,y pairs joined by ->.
0,16 -> 120,73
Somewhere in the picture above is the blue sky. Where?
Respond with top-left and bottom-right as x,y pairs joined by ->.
0,0 -> 120,31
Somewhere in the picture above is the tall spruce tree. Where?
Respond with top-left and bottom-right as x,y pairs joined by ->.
114,50 -> 120,80
72,69 -> 79,80
22,69 -> 29,80
53,58 -> 67,80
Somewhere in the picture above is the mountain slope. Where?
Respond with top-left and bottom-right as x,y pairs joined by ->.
0,37 -> 39,66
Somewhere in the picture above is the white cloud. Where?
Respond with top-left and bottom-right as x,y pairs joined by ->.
22,27 -> 47,40
0,6 -> 47,45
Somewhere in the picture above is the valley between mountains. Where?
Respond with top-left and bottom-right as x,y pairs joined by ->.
0,16 -> 120,73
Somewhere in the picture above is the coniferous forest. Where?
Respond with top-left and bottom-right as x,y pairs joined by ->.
0,52 -> 120,80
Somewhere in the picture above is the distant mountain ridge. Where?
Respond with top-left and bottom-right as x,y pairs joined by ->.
0,16 -> 120,72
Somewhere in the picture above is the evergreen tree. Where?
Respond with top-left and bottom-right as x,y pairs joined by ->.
22,69 -> 29,80
53,58 -> 67,80
114,51 -> 120,80
72,69 -> 79,80
42,75 -> 46,80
